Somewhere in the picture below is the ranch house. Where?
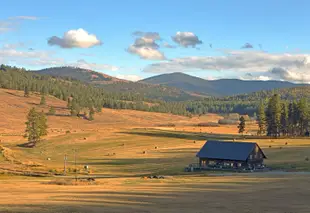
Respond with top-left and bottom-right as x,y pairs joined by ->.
195,140 -> 267,170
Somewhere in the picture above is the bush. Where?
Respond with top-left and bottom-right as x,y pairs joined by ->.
197,122 -> 220,127
218,119 -> 239,125
158,123 -> 176,127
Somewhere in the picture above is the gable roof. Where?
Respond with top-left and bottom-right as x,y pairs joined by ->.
196,140 -> 266,161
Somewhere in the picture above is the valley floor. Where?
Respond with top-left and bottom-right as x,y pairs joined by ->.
1,89 -> 310,212
1,174 -> 310,213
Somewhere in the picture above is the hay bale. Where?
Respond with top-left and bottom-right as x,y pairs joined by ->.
155,146 -> 158,149
269,145 -> 272,148
142,151 -> 147,154
47,157 -> 51,161
84,137 -> 87,140
285,142 -> 288,145
193,141 -> 196,143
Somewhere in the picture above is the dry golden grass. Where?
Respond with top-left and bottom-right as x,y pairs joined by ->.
1,88 -> 310,212
0,174 -> 310,213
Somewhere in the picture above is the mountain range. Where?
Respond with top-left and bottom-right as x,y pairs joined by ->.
35,67 -> 303,99
140,72 -> 301,96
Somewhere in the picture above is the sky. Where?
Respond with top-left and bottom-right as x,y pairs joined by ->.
1,0 -> 310,82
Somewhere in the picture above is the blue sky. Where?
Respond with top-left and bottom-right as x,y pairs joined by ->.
1,0 -> 310,82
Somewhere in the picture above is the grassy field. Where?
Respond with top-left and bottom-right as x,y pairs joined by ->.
1,88 -> 310,213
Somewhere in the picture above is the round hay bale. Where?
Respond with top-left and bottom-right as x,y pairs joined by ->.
155,146 -> 158,149
84,137 -> 87,140
142,151 -> 147,154
269,145 -> 272,148
47,157 -> 51,161
285,142 -> 288,145
193,141 -> 196,143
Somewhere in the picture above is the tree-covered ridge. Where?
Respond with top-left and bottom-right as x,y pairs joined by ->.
0,65 -> 188,115
36,66 -> 198,101
1,65 -> 309,117
36,66 -> 124,83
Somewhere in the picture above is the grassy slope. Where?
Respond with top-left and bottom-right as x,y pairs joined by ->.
1,88 -> 310,212
1,88 -> 310,177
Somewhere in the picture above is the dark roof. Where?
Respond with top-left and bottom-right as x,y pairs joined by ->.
196,140 -> 266,161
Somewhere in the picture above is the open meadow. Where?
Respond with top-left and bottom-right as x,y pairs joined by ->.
1,88 -> 310,213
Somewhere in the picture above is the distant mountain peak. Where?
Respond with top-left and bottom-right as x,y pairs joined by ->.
140,72 -> 299,96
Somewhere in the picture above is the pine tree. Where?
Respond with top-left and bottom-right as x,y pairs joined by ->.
40,95 -> 46,105
266,94 -> 281,137
280,102 -> 289,136
48,106 -> 56,115
70,99 -> 80,116
24,86 -> 29,97
67,98 -> 71,109
25,108 -> 47,146
257,102 -> 266,135
89,107 -> 95,121
297,98 -> 309,135
238,116 -> 246,134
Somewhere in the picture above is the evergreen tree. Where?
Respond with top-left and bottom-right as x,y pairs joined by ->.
266,94 -> 281,137
70,99 -> 80,116
25,108 -> 47,146
257,102 -> 266,135
89,107 -> 95,121
280,102 -> 289,136
67,98 -> 71,109
238,116 -> 246,134
297,98 -> 309,135
48,106 -> 56,115
24,86 -> 29,97
40,95 -> 46,105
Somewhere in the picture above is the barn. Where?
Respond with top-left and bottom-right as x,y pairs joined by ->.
195,140 -> 267,170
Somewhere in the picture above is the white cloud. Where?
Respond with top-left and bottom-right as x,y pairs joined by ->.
127,31 -> 165,60
48,28 -> 102,48
9,16 -> 40,20
172,32 -> 202,48
71,59 -> 119,71
116,74 -> 142,82
0,16 -> 39,34
127,46 -> 165,60
144,50 -> 310,83
0,44 -> 119,72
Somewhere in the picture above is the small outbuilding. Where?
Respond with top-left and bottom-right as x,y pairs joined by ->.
195,140 -> 267,170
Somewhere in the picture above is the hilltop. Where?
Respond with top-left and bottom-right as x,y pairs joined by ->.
140,72 -> 301,96
35,67 -> 197,101
36,66 -> 126,84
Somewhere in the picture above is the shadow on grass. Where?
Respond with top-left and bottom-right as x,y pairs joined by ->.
120,129 -> 239,141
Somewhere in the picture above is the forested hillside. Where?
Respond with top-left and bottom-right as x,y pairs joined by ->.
141,72 -> 301,96
1,65 -> 309,117
36,67 -> 197,101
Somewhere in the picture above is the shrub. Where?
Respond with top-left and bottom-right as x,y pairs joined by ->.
218,119 -> 239,125
197,122 -> 220,127
158,123 -> 176,127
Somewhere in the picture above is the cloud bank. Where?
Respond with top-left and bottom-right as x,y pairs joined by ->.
143,50 -> 310,83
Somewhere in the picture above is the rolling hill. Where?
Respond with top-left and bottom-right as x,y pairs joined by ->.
140,72 -> 302,96
36,66 -> 126,84
35,67 -> 198,101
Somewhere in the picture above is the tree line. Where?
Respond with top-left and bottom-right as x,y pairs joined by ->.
1,64 -> 309,117
257,94 -> 310,137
